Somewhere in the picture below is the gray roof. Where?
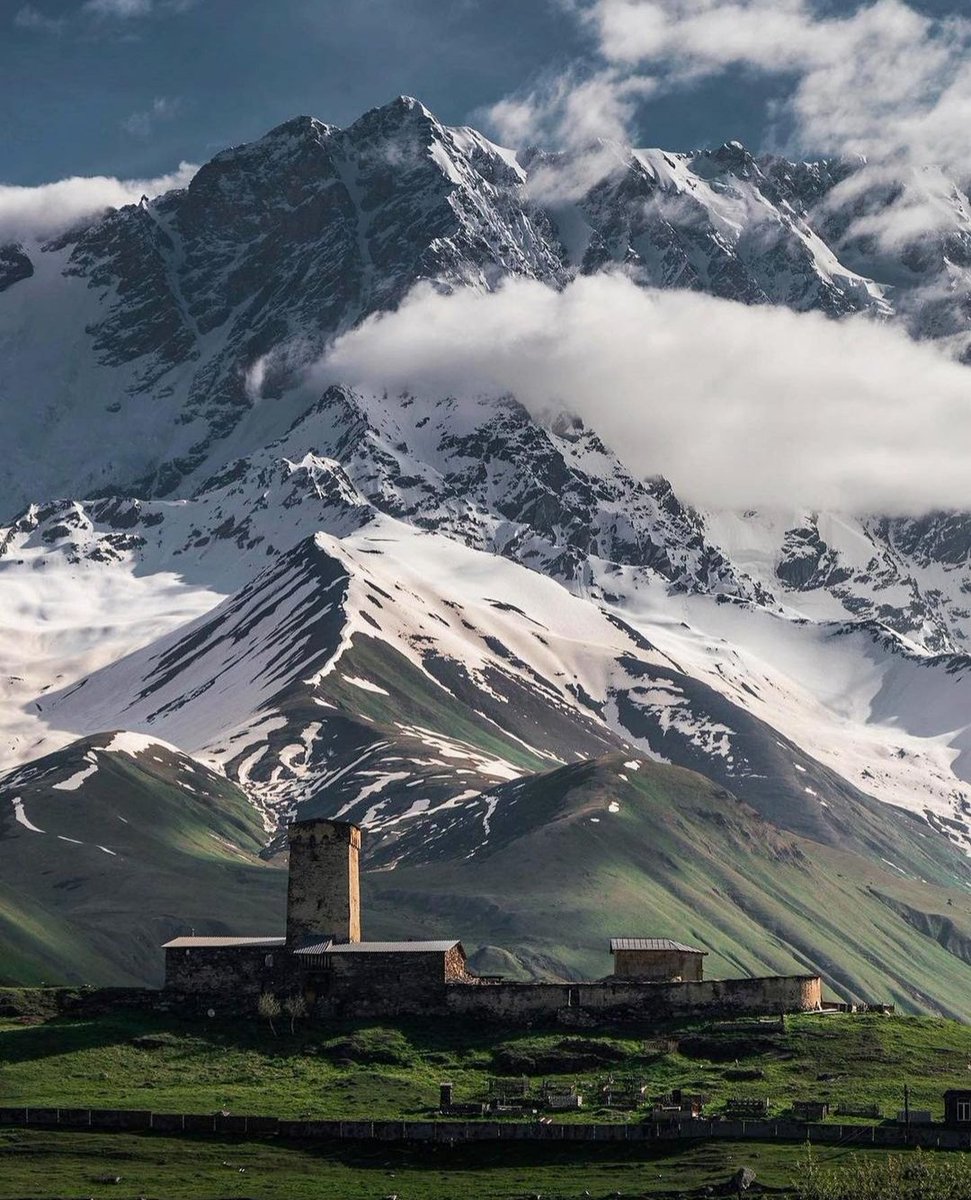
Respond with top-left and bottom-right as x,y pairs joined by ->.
163,936 -> 286,949
295,939 -> 461,956
609,938 -> 708,955
291,936 -> 338,956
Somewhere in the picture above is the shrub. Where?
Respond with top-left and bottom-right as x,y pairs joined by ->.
322,1027 -> 415,1066
796,1147 -> 971,1200
283,995 -> 307,1035
257,993 -> 281,1037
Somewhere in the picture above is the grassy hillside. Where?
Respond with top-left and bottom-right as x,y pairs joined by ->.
0,735 -> 285,985
0,1005 -> 967,1124
363,755 -> 971,1018
3,1005 -> 971,1198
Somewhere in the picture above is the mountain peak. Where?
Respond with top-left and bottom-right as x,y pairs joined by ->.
707,139 -> 758,175
392,94 -> 432,115
345,94 -> 444,144
260,114 -> 334,144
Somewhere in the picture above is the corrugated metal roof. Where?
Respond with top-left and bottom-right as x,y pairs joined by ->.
609,938 -> 708,955
162,936 -> 286,949
291,937 -> 335,956
306,940 -> 461,956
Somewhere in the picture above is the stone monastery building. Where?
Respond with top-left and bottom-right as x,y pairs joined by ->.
163,818 -> 822,1020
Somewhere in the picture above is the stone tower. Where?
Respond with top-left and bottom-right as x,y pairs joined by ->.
286,819 -> 362,947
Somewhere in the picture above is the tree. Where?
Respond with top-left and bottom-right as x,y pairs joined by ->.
283,994 -> 308,1035
257,992 -> 281,1036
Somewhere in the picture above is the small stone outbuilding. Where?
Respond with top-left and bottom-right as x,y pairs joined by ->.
609,937 -> 707,982
944,1090 -> 971,1128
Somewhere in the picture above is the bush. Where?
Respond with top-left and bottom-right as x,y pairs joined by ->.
322,1027 -> 415,1066
257,993 -> 281,1036
679,1032 -> 786,1061
493,1036 -> 630,1074
796,1148 -> 971,1200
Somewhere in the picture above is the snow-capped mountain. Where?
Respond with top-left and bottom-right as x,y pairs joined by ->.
4,96 -> 971,1007
4,95 -> 971,519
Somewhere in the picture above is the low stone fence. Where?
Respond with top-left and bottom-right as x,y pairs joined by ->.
444,974 -> 822,1023
2,1107 -> 971,1150
0,1107 -> 278,1136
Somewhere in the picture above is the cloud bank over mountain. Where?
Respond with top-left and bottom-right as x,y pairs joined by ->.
0,162 -> 197,243
322,272 -> 971,515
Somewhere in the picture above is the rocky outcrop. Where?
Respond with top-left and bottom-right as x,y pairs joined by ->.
0,243 -> 33,292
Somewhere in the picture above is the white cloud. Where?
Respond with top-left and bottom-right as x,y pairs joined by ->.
490,1 -> 971,177
489,66 -> 655,150
317,273 -> 971,515
0,162 -> 198,245
83,0 -> 153,16
122,96 -> 181,137
820,162 -> 971,254
13,5 -> 66,33
487,67 -> 657,202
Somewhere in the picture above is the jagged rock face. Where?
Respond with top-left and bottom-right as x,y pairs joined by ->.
51,99 -> 567,496
0,244 -> 33,293
292,387 -> 742,594
539,141 -> 882,316
702,508 -> 971,653
780,514 -> 971,653
0,380 -> 748,610
776,522 -> 851,591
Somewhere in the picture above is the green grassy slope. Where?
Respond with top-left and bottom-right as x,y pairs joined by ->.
0,736 -> 285,986
362,755 -> 971,1017
5,731 -> 971,1020
0,1007 -> 967,1124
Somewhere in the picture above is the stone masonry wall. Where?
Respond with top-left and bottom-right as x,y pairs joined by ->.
445,945 -> 474,982
445,974 -> 822,1021
318,951 -> 449,1017
163,946 -> 288,998
612,949 -> 704,981
164,942 -> 820,1024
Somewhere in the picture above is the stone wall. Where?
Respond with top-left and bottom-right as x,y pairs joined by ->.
310,944 -> 473,1016
612,949 -> 704,982
165,943 -> 469,1017
163,940 -> 820,1023
445,974 -> 821,1021
163,945 -> 287,997
445,945 -> 474,982
7,1106 -> 971,1149
286,820 -> 361,947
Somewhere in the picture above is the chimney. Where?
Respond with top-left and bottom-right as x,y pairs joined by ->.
285,819 -> 362,947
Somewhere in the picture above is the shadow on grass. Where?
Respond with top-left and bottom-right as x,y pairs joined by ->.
0,1003 -> 806,1080
0,1009 -> 504,1071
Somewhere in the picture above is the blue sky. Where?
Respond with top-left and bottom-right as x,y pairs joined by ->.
4,1 -> 574,184
2,0 -> 966,186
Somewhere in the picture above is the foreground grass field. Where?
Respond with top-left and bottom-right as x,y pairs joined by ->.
2,1001 -> 970,1122
0,1129 -> 940,1200
6,1131 -> 971,1199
